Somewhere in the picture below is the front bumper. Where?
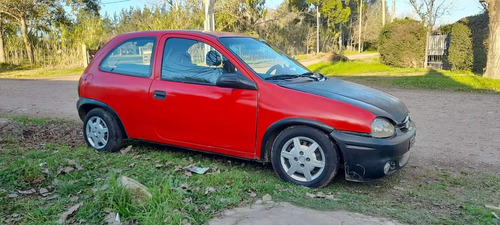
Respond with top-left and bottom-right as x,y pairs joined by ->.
330,125 -> 416,182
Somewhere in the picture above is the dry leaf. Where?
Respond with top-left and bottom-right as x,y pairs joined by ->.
205,187 -> 216,194
180,183 -> 190,189
57,167 -> 74,175
7,193 -> 18,198
185,171 -> 192,177
39,188 -> 49,197
104,212 -> 121,225
120,145 -> 133,154
57,202 -> 83,224
306,193 -> 316,198
155,163 -> 164,169
182,197 -> 192,204
18,188 -> 36,195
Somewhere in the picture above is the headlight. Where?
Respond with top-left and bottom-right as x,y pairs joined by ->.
371,118 -> 395,138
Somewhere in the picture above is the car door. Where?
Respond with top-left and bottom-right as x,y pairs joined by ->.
148,35 -> 258,158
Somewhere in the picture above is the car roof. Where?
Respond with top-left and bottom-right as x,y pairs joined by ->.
116,30 -> 250,38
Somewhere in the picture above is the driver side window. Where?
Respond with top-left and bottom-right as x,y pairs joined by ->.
161,38 -> 238,85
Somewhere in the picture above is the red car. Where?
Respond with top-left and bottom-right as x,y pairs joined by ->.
77,30 -> 416,188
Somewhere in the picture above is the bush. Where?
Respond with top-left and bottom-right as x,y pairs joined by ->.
447,23 -> 473,70
379,19 -> 427,68
441,13 -> 489,73
467,13 -> 489,73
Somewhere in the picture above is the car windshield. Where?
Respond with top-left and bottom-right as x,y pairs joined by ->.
219,37 -> 309,80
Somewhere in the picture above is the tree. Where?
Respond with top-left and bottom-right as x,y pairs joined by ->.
447,22 -> 473,70
408,0 -> 452,68
379,19 -> 426,68
0,0 -> 61,64
0,14 -> 5,63
482,0 -> 500,79
320,0 -> 351,51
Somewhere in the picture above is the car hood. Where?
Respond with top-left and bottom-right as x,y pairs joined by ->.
278,78 -> 409,123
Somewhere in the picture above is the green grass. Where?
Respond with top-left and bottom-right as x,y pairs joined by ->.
1,118 -> 499,224
0,67 -> 83,79
308,60 -> 500,93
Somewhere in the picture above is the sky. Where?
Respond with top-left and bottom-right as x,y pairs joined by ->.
101,0 -> 484,26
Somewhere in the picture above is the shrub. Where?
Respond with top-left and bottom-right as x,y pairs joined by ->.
441,13 -> 489,73
379,19 -> 427,68
447,23 -> 473,70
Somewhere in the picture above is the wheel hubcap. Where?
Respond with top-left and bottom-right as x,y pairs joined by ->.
280,136 -> 325,182
85,116 -> 109,149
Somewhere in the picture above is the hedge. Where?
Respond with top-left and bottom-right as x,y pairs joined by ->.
441,13 -> 489,73
447,23 -> 473,70
379,19 -> 426,68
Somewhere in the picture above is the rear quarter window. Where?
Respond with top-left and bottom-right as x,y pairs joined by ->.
100,37 -> 156,77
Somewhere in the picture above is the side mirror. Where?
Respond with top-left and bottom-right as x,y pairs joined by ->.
216,73 -> 257,90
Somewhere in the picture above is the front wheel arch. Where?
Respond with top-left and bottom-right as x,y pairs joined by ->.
270,125 -> 340,188
260,118 -> 336,162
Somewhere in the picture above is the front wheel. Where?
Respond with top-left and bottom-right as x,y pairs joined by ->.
271,126 -> 339,188
83,108 -> 123,152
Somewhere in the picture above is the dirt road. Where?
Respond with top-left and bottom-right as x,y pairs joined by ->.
1,76 -> 499,171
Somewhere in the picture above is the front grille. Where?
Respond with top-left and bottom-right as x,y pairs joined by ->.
397,116 -> 411,131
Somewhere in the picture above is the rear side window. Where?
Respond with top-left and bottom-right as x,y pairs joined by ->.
100,37 -> 156,77
161,38 -> 238,85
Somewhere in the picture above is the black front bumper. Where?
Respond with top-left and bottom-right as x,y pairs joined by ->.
330,125 -> 416,182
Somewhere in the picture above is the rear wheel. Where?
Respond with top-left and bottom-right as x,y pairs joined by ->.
271,126 -> 339,188
83,108 -> 123,152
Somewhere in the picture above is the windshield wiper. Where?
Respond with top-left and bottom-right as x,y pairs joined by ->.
264,74 -> 300,80
264,72 -> 326,81
299,72 -> 325,81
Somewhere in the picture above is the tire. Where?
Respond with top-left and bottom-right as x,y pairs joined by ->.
83,108 -> 123,152
271,126 -> 339,188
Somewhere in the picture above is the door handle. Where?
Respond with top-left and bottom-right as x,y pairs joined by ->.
153,90 -> 166,100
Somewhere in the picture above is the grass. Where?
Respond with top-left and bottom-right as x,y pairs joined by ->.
308,59 -> 500,93
0,67 -> 83,79
1,118 -> 499,224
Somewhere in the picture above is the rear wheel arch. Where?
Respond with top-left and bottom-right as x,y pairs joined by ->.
77,98 -> 128,139
260,118 -> 338,162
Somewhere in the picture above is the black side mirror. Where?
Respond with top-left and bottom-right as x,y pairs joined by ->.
216,73 -> 257,90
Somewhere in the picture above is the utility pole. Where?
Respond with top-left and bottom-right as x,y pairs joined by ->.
316,5 -> 320,54
382,0 -> 386,26
204,0 -> 214,31
391,0 -> 396,22
358,0 -> 363,53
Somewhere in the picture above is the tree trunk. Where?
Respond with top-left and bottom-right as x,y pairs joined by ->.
338,23 -> 343,51
424,28 -> 430,68
0,15 -> 5,63
484,0 -> 500,79
392,0 -> 396,22
20,17 -> 34,64
358,0 -> 363,53
382,0 -> 386,26
316,5 -> 320,54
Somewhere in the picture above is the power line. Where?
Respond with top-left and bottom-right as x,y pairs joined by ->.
102,0 -> 132,5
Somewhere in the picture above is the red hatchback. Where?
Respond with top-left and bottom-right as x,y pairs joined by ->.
77,30 -> 416,188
